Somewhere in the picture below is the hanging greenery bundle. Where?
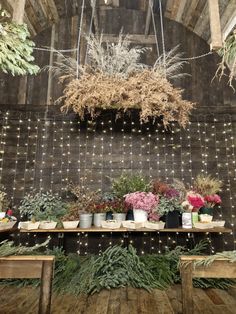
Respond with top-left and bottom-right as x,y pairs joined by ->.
215,31 -> 236,90
49,34 -> 194,128
0,10 -> 39,76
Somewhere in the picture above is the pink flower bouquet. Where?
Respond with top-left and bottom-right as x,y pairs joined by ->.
124,192 -> 159,212
187,191 -> 204,211
204,194 -> 222,208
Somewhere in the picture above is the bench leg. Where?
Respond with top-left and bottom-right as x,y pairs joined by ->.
181,261 -> 194,314
38,261 -> 54,314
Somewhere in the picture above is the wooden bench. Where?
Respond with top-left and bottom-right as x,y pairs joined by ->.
0,256 -> 55,314
180,255 -> 236,314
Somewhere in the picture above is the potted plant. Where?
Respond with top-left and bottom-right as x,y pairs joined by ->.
18,192 -> 67,229
193,175 -> 222,216
88,203 -> 107,227
124,192 -> 159,223
143,210 -> 165,230
155,197 -> 183,228
111,199 -> 127,222
112,173 -> 151,198
68,183 -> 101,228
61,202 -> 80,229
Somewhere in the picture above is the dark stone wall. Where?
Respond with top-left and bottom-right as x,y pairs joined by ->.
0,9 -> 235,254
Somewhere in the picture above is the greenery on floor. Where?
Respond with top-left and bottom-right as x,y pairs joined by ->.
0,240 -> 235,294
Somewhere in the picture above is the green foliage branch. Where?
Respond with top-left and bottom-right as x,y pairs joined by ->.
0,240 -> 234,293
18,192 -> 67,222
0,10 -> 39,75
112,173 -> 151,198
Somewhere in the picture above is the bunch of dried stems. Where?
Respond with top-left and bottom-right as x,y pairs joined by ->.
48,33 -> 194,127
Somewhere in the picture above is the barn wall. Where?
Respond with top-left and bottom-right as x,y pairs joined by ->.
0,9 -> 236,253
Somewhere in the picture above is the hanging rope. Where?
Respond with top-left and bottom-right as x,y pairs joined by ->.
34,47 -> 78,52
76,0 -> 85,78
84,0 -> 97,65
159,0 -> 166,77
150,0 -> 160,57
180,51 -> 213,60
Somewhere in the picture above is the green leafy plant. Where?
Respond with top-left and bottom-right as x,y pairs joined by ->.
0,10 -> 39,76
194,251 -> 236,268
155,197 -> 183,216
216,31 -> 236,89
112,173 -> 151,198
0,241 -> 235,293
0,239 -> 49,257
70,245 -> 157,295
18,192 -> 67,221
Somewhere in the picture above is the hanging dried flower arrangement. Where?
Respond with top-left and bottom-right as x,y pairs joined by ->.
215,30 -> 236,90
49,33 -> 195,128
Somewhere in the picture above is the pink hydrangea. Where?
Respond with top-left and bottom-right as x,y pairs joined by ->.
187,191 -> 204,209
124,192 -> 159,212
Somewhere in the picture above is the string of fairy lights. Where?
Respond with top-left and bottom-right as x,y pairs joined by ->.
0,109 -> 235,253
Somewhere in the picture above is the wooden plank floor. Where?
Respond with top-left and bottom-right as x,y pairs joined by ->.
0,285 -> 235,314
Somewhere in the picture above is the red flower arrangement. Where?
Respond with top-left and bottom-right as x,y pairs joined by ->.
204,194 -> 222,208
187,191 -> 205,211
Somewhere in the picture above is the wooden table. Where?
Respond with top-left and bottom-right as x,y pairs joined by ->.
180,255 -> 236,314
0,255 -> 55,314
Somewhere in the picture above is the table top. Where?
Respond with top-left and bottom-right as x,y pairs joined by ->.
19,227 -> 232,233
0,228 -> 18,233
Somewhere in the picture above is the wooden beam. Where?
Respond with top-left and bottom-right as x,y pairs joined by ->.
12,0 -> 26,23
165,0 -> 182,20
180,260 -> 193,314
144,0 -> 152,37
101,34 -> 157,45
175,0 -> 187,22
11,0 -> 28,104
46,24 -> 56,105
23,13 -> 37,37
183,0 -> 199,27
43,0 -> 59,23
208,0 -> 222,50
112,0 -> 119,6
221,2 -> 236,39
39,260 -> 54,314
194,1 -> 209,38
